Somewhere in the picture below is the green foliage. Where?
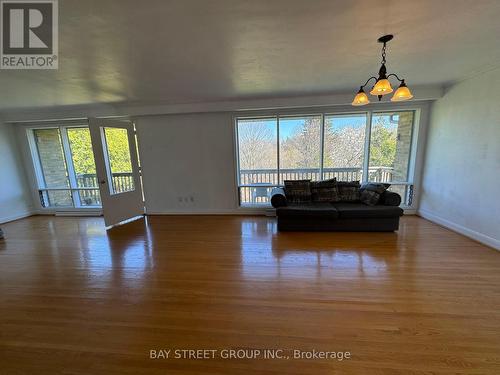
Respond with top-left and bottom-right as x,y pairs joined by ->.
103,128 -> 133,173
369,122 -> 397,167
67,128 -> 96,175
67,127 -> 132,175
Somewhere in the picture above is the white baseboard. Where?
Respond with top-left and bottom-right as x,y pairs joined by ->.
0,210 -> 35,224
55,210 -> 102,217
146,209 -> 268,216
147,207 -> 414,217
418,208 -> 500,251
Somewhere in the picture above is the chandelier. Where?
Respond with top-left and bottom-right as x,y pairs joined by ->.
352,35 -> 413,106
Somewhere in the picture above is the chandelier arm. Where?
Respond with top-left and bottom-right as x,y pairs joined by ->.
386,73 -> 404,83
361,76 -> 378,88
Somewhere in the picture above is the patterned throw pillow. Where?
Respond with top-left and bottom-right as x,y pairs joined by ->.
284,180 -> 312,203
359,182 -> 390,206
311,178 -> 339,202
360,182 -> 390,194
337,181 -> 361,202
360,190 -> 381,206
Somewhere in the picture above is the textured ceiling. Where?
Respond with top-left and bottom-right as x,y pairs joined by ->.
1,0 -> 500,111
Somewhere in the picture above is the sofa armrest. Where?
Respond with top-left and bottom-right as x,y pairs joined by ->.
380,191 -> 401,206
270,187 -> 287,208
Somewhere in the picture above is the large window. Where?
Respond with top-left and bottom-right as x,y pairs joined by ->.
29,124 -> 142,209
32,128 -> 73,207
324,114 -> 366,181
236,110 -> 416,207
279,116 -> 322,181
237,118 -> 278,204
29,124 -> 102,208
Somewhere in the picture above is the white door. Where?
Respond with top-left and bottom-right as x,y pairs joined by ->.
88,118 -> 144,227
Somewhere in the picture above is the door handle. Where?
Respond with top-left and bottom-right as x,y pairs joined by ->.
100,180 -> 106,185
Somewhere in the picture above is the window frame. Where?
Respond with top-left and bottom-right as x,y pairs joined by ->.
24,121 -> 103,210
234,103 -> 426,210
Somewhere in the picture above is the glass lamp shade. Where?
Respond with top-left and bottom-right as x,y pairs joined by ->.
370,79 -> 393,96
352,90 -> 370,106
391,84 -> 414,101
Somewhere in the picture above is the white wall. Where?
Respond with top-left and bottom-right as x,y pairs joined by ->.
136,113 -> 242,214
0,122 -> 33,223
420,68 -> 500,250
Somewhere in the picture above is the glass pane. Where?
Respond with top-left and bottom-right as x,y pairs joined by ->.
239,186 -> 273,206
279,116 -> 321,182
369,111 -> 414,182
67,127 -> 98,189
78,189 -> 102,206
237,118 -> 278,185
42,190 -> 73,207
324,114 -> 366,182
66,127 -> 103,207
33,128 -> 69,188
103,127 -> 135,194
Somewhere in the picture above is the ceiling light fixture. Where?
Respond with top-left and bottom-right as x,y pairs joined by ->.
352,34 -> 413,106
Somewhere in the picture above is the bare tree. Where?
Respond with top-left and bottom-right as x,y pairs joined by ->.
280,118 -> 321,169
237,116 -> 397,181
238,121 -> 276,170
324,124 -> 365,168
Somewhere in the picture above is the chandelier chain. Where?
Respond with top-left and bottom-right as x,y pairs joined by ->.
381,43 -> 387,65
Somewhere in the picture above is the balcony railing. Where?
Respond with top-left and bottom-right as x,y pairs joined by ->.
74,167 -> 394,207
76,173 -> 134,205
239,167 -> 394,204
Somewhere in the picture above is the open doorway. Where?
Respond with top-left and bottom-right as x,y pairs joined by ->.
88,118 -> 144,227
26,119 -> 145,227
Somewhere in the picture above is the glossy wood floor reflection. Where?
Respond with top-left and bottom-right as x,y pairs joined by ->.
1,216 -> 499,374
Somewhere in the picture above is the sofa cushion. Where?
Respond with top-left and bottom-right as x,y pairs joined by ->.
284,179 -> 312,203
333,202 -> 403,219
337,181 -> 361,202
276,202 -> 339,219
311,178 -> 339,202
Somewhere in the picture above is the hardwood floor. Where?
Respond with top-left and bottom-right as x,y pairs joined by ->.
0,215 -> 499,374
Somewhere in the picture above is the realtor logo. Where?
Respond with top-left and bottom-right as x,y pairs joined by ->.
1,0 -> 58,69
